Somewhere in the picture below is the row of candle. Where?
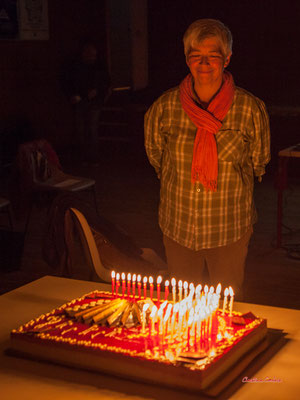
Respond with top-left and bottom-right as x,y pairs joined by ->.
141,289 -> 221,348
110,271 -> 235,317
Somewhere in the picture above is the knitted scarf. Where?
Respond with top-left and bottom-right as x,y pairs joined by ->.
180,71 -> 235,191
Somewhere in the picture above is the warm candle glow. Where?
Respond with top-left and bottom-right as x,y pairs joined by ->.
164,280 -> 170,300
111,271 -> 115,295
171,278 -> 176,303
132,274 -> 136,298
143,276 -> 148,299
149,276 -> 154,300
178,280 -> 183,302
137,274 -> 142,299
229,286 -> 234,317
183,281 -> 188,298
156,276 -> 162,303
222,288 -> 229,315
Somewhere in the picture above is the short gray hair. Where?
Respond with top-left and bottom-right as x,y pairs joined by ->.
183,19 -> 233,58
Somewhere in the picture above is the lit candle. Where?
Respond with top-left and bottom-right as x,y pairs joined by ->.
171,278 -> 176,303
229,286 -> 234,317
183,281 -> 188,298
143,276 -> 147,299
204,285 -> 208,305
127,273 -> 131,297
111,270 -> 115,295
137,274 -> 142,299
163,304 -> 172,336
150,305 -> 158,335
121,273 -> 126,297
116,273 -> 120,296
178,280 -> 183,302
171,303 -> 179,340
216,283 -> 221,308
142,303 -> 149,334
195,284 -> 202,300
164,280 -> 170,300
158,307 -> 163,335
208,286 -> 214,306
156,276 -> 162,303
149,276 -> 154,300
222,288 -> 229,315
132,274 -> 136,299
189,282 -> 195,300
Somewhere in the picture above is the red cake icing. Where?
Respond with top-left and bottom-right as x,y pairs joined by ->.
10,290 -> 268,394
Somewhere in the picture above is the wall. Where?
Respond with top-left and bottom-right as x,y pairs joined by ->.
0,0 -> 107,151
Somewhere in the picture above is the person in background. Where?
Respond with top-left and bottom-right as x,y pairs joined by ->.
62,41 -> 111,164
144,19 -> 270,299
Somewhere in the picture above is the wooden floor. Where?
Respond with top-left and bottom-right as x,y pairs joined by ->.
0,136 -> 300,310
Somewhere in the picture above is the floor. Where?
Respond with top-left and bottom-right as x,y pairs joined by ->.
0,111 -> 300,310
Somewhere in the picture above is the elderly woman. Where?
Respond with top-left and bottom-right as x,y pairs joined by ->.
144,19 -> 270,299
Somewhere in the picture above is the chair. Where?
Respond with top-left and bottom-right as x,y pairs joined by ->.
0,197 -> 13,230
15,139 -> 98,233
68,207 -> 168,283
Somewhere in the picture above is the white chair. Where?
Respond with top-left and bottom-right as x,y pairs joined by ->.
69,207 -> 168,283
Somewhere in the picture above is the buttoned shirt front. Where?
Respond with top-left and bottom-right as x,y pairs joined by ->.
144,84 -> 270,250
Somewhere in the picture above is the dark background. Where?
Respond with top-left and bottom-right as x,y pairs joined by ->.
0,0 -> 299,159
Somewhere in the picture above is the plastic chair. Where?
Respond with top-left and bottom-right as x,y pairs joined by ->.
69,207 -> 168,283
15,139 -> 98,233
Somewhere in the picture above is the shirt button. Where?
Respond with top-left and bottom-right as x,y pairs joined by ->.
197,188 -> 201,192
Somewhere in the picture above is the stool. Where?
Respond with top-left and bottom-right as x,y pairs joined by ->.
277,144 -> 300,247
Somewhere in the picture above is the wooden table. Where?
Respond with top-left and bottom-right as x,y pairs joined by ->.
277,143 -> 300,247
1,276 -> 300,400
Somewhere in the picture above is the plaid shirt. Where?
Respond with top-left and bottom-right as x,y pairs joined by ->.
144,85 -> 270,250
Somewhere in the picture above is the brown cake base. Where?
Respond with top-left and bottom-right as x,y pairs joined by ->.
9,290 -> 268,395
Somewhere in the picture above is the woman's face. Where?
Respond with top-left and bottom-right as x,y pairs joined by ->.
186,36 -> 231,90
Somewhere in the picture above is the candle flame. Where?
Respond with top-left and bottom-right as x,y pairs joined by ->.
196,284 -> 202,293
165,280 -> 170,287
171,277 -> 176,287
229,286 -> 234,296
121,272 -> 126,280
189,282 -> 194,290
204,284 -> 208,293
116,273 -> 120,280
149,276 -> 154,284
137,274 -> 141,282
157,275 -> 162,284
178,280 -> 183,288
183,281 -> 188,289
209,286 -> 214,294
132,274 -> 136,282
127,273 -> 131,281
216,283 -> 221,294
111,270 -> 115,278
143,276 -> 147,284
224,288 -> 229,297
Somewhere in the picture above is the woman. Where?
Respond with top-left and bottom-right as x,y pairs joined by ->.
144,19 -> 270,299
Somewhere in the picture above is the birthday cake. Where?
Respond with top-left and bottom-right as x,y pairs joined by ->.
10,276 -> 268,395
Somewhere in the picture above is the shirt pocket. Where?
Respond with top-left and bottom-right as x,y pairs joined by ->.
216,129 -> 248,163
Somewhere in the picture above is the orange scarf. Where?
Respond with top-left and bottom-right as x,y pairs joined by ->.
180,71 -> 235,191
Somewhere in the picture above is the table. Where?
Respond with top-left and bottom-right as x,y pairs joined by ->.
277,143 -> 300,247
1,276 -> 300,400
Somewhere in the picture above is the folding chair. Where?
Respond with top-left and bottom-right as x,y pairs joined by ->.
15,139 -> 98,234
